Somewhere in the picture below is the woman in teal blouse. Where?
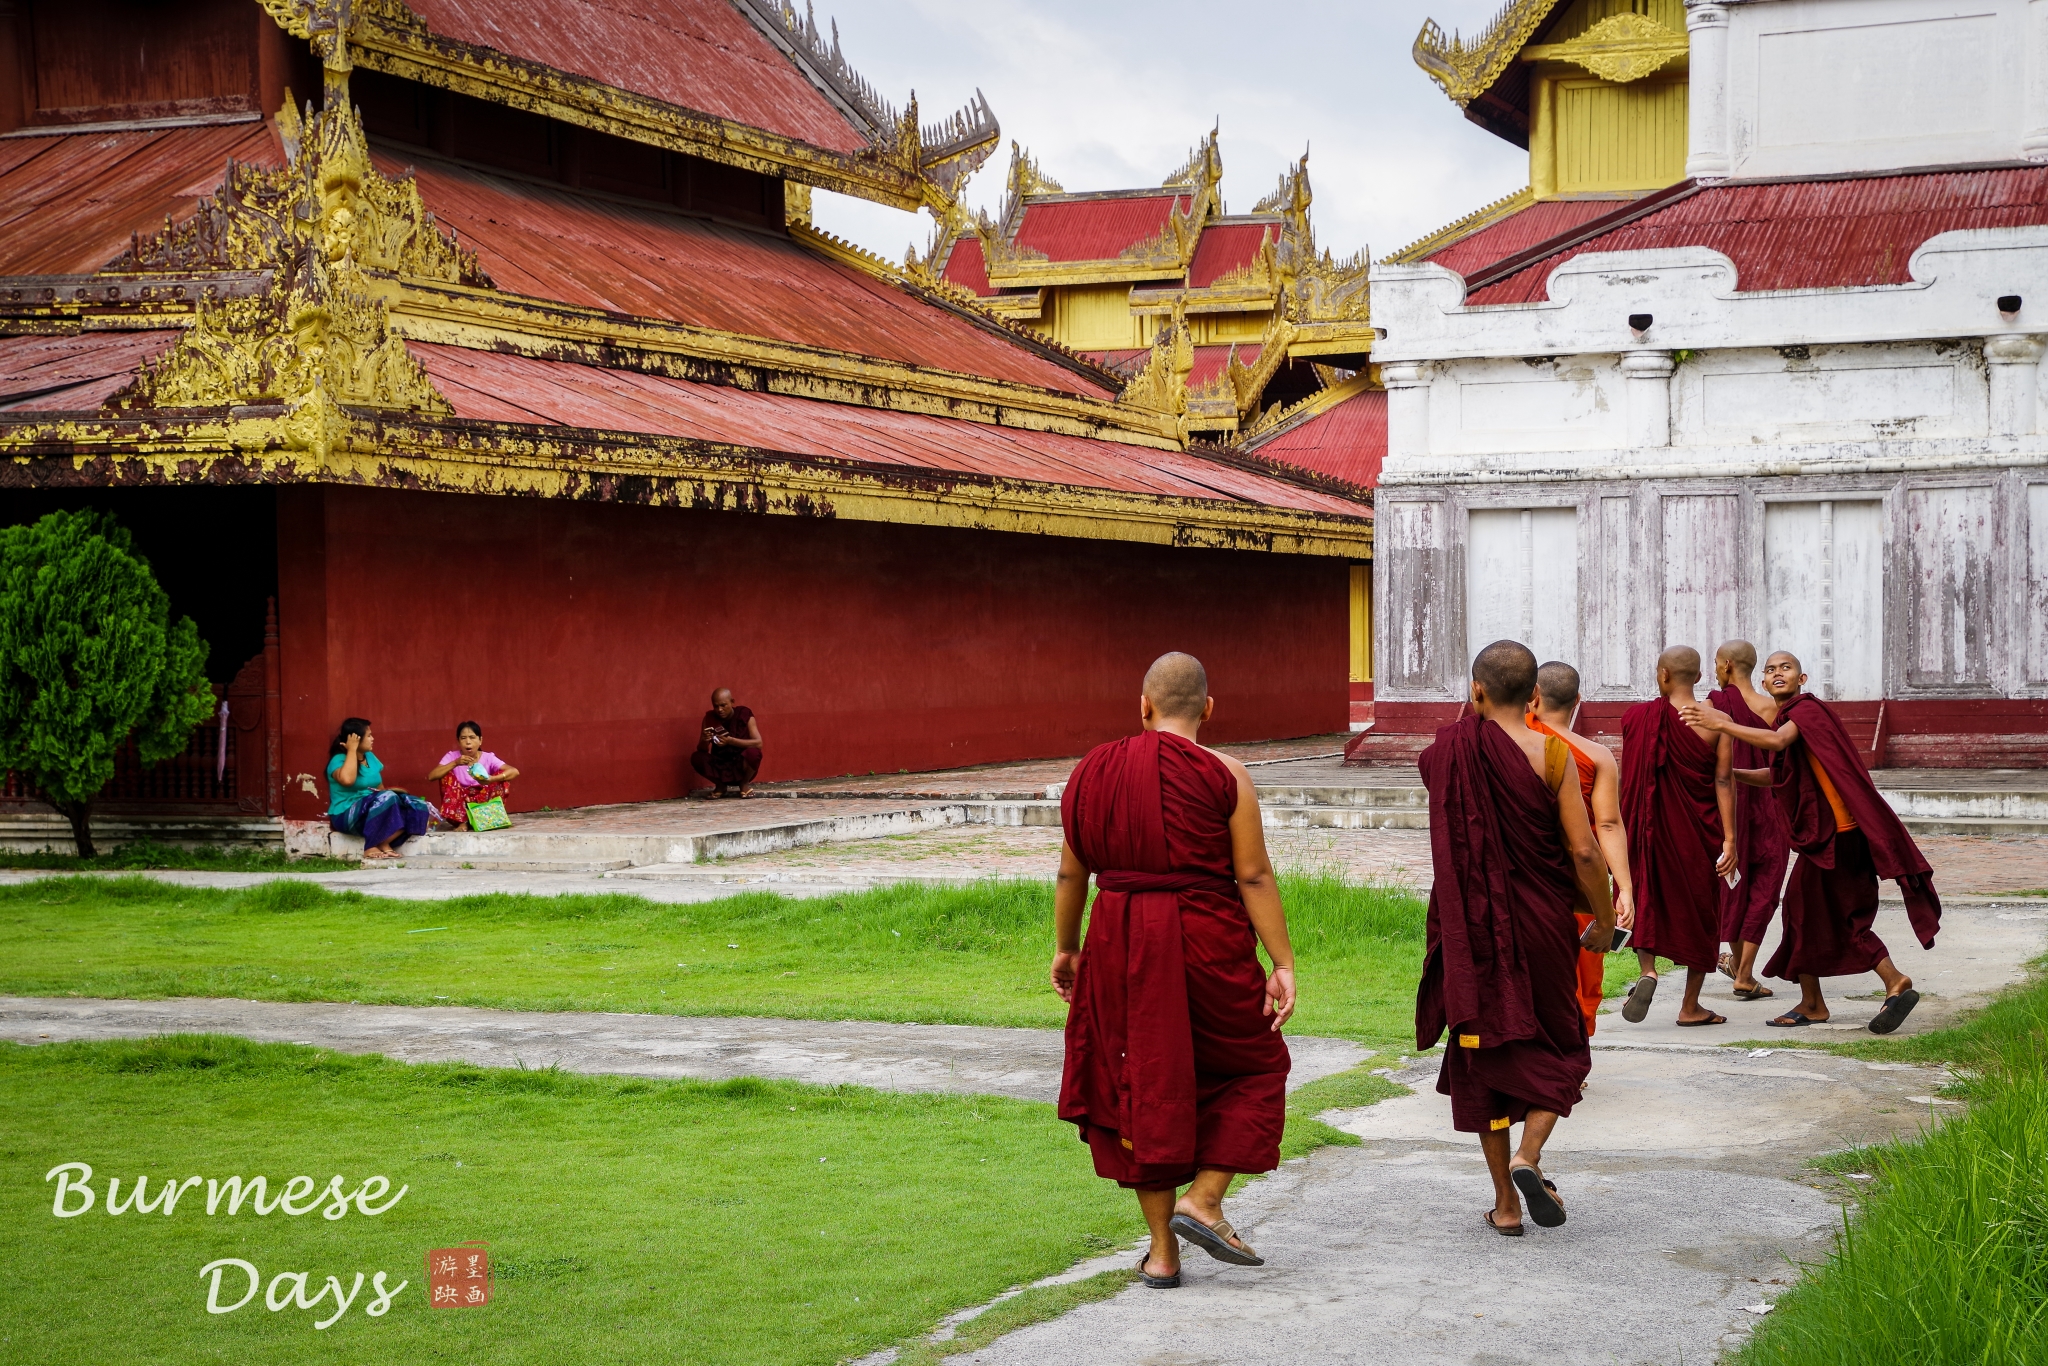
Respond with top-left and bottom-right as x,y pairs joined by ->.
327,717 -> 436,859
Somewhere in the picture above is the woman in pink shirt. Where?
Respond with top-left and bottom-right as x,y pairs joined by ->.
426,720 -> 522,829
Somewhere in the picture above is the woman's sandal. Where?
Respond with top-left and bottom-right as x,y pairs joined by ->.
1169,1212 -> 1264,1266
1135,1255 -> 1180,1289
1484,1210 -> 1524,1237
1510,1164 -> 1567,1228
1868,989 -> 1920,1035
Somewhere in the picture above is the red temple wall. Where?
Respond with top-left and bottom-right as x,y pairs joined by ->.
276,486 -> 1349,819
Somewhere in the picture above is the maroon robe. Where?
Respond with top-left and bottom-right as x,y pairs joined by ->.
692,707 -> 761,786
1765,694 -> 1941,982
1416,716 -> 1589,1132
1620,699 -> 1724,974
1709,686 -> 1790,946
1058,730 -> 1288,1189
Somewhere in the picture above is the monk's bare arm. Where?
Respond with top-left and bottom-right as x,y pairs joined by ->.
1587,748 -> 1635,927
1218,754 -> 1297,1031
1556,775 -> 1615,944
1050,841 -> 1089,1002
1682,702 -> 1799,752
1713,734 -> 1738,878
1733,767 -> 1774,788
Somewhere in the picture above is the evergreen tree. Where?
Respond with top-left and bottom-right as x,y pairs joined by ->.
0,510 -> 213,857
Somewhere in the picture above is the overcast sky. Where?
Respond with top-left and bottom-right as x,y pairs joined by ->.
806,0 -> 1530,266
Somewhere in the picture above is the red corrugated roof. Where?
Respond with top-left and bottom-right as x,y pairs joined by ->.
1244,387 -> 1386,489
402,0 -> 866,153
940,235 -> 995,296
0,123 -> 282,276
1188,344 -> 1257,389
1423,197 -> 1631,280
1013,195 -> 1189,263
0,330 -> 178,410
1187,222 -> 1274,288
390,152 -> 1113,397
1468,167 -> 2048,305
412,342 -> 1371,517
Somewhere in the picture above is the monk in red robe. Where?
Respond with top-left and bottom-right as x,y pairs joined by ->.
1708,641 -> 1790,1003
1617,646 -> 1737,1027
690,688 -> 762,798
1685,652 -> 1940,1033
1053,652 -> 1296,1288
1526,661 -> 1635,1038
1419,640 -> 1614,1236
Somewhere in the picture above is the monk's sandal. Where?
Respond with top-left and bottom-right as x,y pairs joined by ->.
1170,1213 -> 1264,1266
1510,1165 -> 1567,1228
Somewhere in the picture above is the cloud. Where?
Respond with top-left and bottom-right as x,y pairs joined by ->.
806,0 -> 1529,264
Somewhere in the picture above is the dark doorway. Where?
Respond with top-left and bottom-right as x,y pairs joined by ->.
0,486 -> 277,684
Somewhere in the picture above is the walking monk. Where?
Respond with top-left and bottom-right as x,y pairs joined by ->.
1052,652 -> 1297,1288
1708,641 -> 1790,1002
1684,652 -> 1940,1033
1525,661 -> 1636,1037
1617,647 -> 1737,1027
1418,640 -> 1614,1236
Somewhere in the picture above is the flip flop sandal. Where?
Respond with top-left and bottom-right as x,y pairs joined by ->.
1869,989 -> 1921,1035
1621,974 -> 1659,1023
1170,1213 -> 1264,1266
1484,1210 -> 1524,1237
1732,986 -> 1775,1001
1718,952 -> 1735,979
1676,1012 -> 1729,1027
1510,1165 -> 1567,1228
1768,1012 -> 1815,1028
1135,1255 -> 1180,1289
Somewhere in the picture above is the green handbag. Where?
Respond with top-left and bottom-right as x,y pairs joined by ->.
466,795 -> 512,831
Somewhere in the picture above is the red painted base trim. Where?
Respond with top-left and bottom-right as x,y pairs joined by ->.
1345,698 -> 2048,768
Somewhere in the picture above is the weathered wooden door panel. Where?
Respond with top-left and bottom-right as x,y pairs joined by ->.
1764,500 -> 1884,699
1466,507 -> 1579,673
1379,501 -> 1447,693
1660,494 -> 1742,661
2026,483 -> 2048,689
1903,485 -> 1996,690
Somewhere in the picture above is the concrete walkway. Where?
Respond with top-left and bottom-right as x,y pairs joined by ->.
0,996 -> 1368,1103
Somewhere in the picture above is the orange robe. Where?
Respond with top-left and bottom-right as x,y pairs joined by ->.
1530,718 -> 1605,1037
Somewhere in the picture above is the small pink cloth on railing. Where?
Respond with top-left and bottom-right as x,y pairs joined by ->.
439,751 -> 505,787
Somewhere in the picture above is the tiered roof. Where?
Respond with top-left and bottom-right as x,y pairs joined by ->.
0,0 -> 1370,557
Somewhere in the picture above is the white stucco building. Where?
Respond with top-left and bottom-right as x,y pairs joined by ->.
1366,0 -> 2048,767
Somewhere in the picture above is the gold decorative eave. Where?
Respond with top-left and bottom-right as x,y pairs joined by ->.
0,412 -> 1371,558
1380,186 -> 1536,265
1238,371 -> 1377,447
1414,0 -> 1568,107
976,292 -> 1045,322
1525,13 -> 1688,84
985,258 -> 1188,289
1286,321 -> 1378,360
342,1 -> 939,211
1129,285 -> 1278,317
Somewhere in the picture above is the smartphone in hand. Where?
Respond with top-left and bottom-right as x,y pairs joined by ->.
1582,921 -> 1631,953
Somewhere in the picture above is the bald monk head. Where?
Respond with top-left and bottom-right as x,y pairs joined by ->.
1715,640 -> 1758,685
1470,639 -> 1539,714
1534,661 -> 1580,714
1759,650 -> 1808,700
1655,646 -> 1702,701
1141,651 -> 1213,728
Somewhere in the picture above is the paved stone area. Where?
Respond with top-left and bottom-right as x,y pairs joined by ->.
757,736 -> 1352,800
0,997 -> 1366,1103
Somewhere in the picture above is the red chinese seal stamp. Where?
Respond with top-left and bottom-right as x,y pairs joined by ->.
427,1243 -> 491,1307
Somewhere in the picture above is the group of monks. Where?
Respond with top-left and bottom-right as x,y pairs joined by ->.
1050,643 -> 1943,1277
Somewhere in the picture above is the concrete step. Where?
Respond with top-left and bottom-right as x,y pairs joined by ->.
0,813 -> 284,854
1896,816 -> 2048,837
1256,784 -> 1425,809
1882,790 -> 2048,821
1261,806 -> 1429,831
386,856 -> 639,874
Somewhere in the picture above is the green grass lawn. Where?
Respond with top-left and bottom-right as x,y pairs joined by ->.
0,874 -> 1435,1047
1735,962 -> 2048,1365
0,840 -> 356,873
0,1034 -> 1149,1365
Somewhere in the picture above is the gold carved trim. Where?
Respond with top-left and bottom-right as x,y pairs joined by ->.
1525,13 -> 1688,83
0,415 -> 1370,558
1414,0 -> 1567,107
1237,371 -> 1375,447
1380,186 -> 1536,264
